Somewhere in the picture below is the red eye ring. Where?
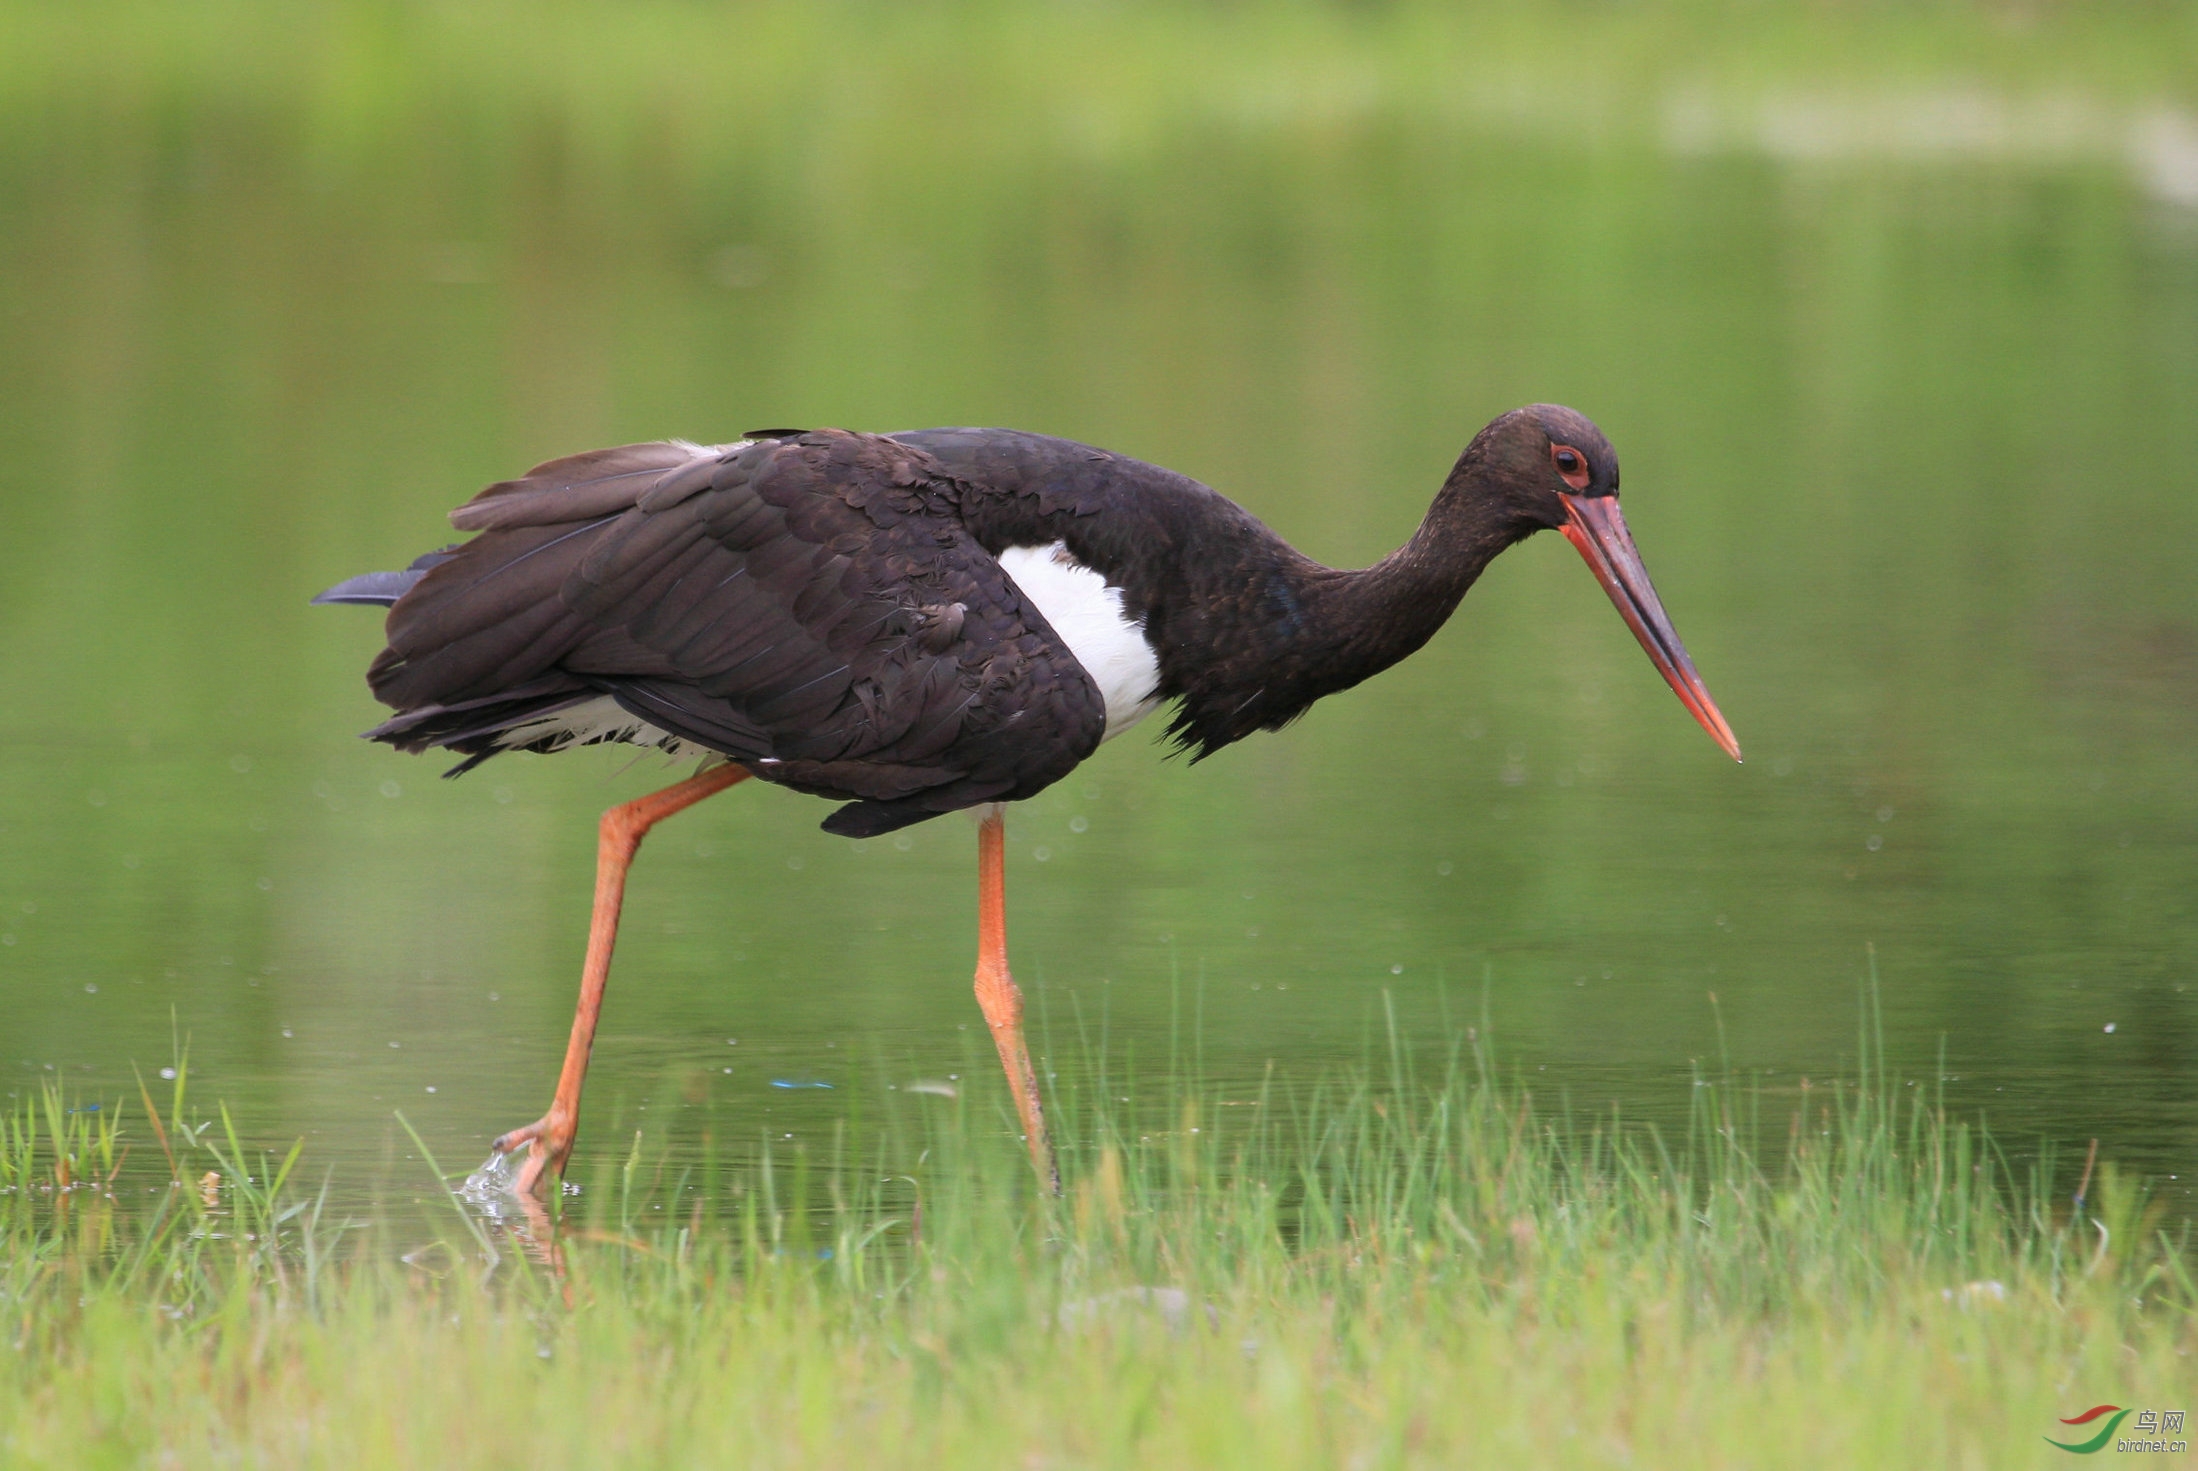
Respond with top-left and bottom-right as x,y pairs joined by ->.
1550,442 -> 1591,492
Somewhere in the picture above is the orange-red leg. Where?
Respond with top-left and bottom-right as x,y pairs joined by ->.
492,762 -> 751,1198
973,810 -> 1060,1194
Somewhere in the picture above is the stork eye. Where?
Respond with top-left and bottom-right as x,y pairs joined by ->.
1550,443 -> 1592,490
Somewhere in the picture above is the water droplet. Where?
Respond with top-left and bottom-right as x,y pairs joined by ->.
1436,861 -> 1452,876
1390,964 -> 1404,975
1033,846 -> 1051,861
786,855 -> 804,870
83,983 -> 97,994
158,1067 -> 176,1081
1865,835 -> 1882,852
424,1086 -> 436,1094
255,877 -> 272,892
1068,816 -> 1088,833
492,787 -> 513,804
281,1029 -> 292,1038
892,834 -> 913,851
388,1041 -> 401,1049
379,780 -> 402,799
2103,1022 -> 2117,1034
229,755 -> 252,774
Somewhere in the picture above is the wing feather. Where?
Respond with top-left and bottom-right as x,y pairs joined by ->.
452,443 -> 719,531
350,429 -> 1109,829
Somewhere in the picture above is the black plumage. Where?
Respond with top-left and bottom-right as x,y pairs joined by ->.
319,407 -> 1684,837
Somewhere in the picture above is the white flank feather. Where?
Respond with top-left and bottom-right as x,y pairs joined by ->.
997,543 -> 1162,742
493,694 -> 720,764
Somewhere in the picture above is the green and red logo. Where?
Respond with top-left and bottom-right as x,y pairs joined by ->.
2047,1406 -> 2132,1455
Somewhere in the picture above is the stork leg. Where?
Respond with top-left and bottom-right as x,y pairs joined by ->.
491,762 -> 751,1198
973,810 -> 1060,1194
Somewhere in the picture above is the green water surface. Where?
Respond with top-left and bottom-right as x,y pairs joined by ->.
1,2 -> 2193,1208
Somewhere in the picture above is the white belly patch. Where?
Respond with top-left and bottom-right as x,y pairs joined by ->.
996,542 -> 1162,742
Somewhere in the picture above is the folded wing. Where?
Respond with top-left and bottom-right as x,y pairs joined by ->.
349,431 -> 1106,834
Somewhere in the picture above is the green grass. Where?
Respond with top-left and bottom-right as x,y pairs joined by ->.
3,1011 -> 2191,1469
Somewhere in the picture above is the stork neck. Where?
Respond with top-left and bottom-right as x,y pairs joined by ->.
1300,479 -> 1526,680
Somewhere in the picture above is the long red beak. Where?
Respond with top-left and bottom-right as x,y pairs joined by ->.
1559,493 -> 1742,762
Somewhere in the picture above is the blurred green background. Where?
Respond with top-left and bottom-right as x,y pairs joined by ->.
1,0 -> 2193,1204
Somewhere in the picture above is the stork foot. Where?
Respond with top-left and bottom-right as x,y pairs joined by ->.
473,1111 -> 573,1200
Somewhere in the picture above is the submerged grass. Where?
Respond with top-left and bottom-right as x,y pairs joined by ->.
2,1010 -> 2192,1469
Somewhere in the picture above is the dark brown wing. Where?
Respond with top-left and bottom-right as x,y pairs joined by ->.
361,431 -> 1107,835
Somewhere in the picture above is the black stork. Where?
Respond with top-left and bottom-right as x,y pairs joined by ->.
316,405 -> 1739,1197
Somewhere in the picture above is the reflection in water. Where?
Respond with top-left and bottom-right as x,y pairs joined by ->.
461,1151 -> 567,1280
0,15 -> 2194,1221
